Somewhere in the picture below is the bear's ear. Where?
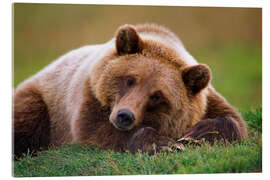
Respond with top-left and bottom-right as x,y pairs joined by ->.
115,25 -> 143,55
182,64 -> 211,95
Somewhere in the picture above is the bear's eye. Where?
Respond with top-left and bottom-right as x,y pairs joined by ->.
146,91 -> 169,112
126,77 -> 135,87
150,91 -> 162,103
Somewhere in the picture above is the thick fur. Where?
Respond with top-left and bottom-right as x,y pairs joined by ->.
13,24 -> 248,157
14,83 -> 50,156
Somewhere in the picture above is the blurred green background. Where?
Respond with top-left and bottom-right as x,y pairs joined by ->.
13,3 -> 262,110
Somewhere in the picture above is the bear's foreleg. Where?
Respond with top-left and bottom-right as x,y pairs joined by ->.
127,127 -> 184,154
13,84 -> 51,158
182,88 -> 248,143
182,117 -> 242,143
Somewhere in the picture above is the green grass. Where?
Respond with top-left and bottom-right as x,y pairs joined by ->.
13,108 -> 262,177
193,44 -> 262,110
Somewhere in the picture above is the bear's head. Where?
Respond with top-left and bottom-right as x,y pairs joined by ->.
92,25 -> 211,138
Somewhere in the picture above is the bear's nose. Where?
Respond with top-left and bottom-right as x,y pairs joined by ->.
117,109 -> 135,128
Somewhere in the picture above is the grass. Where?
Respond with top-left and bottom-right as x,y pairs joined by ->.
193,44 -> 262,110
13,108 -> 262,177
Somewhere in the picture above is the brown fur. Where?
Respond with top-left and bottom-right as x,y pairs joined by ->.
13,24 -> 248,157
13,83 -> 50,158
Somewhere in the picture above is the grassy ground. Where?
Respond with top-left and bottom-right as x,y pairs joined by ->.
13,108 -> 262,177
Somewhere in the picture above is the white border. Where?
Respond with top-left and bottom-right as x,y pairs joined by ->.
1,0 -> 267,180
7,0 -> 264,8
1,0 -> 12,180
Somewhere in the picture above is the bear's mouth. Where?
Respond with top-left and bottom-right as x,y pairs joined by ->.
110,120 -> 133,131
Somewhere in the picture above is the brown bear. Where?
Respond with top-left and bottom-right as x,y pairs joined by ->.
13,24 -> 248,157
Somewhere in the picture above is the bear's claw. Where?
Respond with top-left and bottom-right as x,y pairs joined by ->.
177,137 -> 201,146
